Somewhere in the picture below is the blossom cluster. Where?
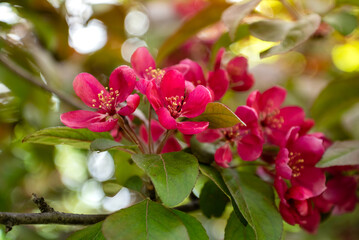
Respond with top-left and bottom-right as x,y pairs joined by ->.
60,47 -> 357,233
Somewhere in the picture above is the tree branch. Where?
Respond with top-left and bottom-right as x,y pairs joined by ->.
0,54 -> 85,110
0,212 -> 108,232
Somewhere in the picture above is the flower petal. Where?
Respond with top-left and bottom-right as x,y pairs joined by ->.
73,73 -> 108,108
131,47 -> 156,79
259,86 -> 286,113
214,47 -> 225,70
179,59 -> 206,86
146,82 -> 165,111
117,94 -> 140,116
181,85 -> 212,118
291,135 -> 324,165
151,120 -> 166,142
236,134 -> 263,161
162,137 -> 182,153
235,106 -> 259,129
291,167 -> 326,197
275,148 -> 292,179
109,66 -> 137,103
60,110 -> 117,132
214,143 -> 232,168
230,73 -> 254,91
176,121 -> 209,134
196,129 -> 222,143
156,107 -> 177,130
207,69 -> 229,101
160,70 -> 185,99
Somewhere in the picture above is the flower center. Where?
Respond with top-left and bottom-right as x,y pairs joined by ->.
92,88 -> 120,114
288,151 -> 305,177
222,125 -> 247,142
145,67 -> 165,84
165,95 -> 185,118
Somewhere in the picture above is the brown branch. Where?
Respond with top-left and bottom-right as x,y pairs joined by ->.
32,194 -> 55,213
0,54 -> 85,110
0,212 -> 108,232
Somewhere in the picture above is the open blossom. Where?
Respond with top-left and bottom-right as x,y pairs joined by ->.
146,69 -> 211,135
226,56 -> 254,91
61,66 -> 140,132
247,86 -> 305,145
197,106 -> 263,167
131,47 -> 165,94
140,120 -> 182,153
275,127 -> 326,199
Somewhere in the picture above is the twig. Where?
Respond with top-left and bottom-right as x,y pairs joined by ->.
0,54 -> 85,110
0,212 -> 108,232
32,194 -> 55,213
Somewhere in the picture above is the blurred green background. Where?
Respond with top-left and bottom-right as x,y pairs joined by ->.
1,0 -> 359,239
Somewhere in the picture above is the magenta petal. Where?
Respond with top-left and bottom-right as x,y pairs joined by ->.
140,124 -> 148,143
299,209 -> 321,234
162,137 -> 182,153
226,56 -> 248,77
87,119 -> 118,132
156,107 -> 177,130
322,175 -> 357,205
235,106 -> 259,129
274,177 -> 288,201
275,148 -> 292,179
278,106 -> 305,130
214,47 -> 225,70
61,110 -> 105,128
279,202 -> 296,226
180,59 -> 206,86
118,94 -> 140,116
181,85 -> 212,118
196,129 -> 221,143
208,69 -> 229,101
109,66 -> 136,103
291,135 -> 324,165
291,167 -> 326,197
160,70 -> 185,99
146,82 -> 164,111
260,86 -> 286,113
73,73 -> 108,108
246,90 -> 260,113
166,63 -> 190,76
286,186 -> 314,201
60,110 -> 117,132
150,120 -> 166,142
131,47 -> 156,79
230,73 -> 254,91
215,144 -> 232,168
236,134 -> 263,161
176,121 -> 209,135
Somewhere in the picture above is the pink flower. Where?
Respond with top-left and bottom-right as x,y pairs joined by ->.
314,174 -> 357,215
226,56 -> 254,91
247,86 -> 305,145
61,66 -> 140,132
131,47 -> 165,94
171,48 -> 229,101
140,120 -> 182,153
275,127 -> 326,198
275,177 -> 321,233
146,69 -> 211,135
197,106 -> 263,167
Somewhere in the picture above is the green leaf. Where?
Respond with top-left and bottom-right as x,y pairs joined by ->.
249,19 -> 292,42
102,200 -> 190,240
199,164 -> 247,224
190,137 -> 216,164
124,175 -> 144,193
261,14 -> 321,58
222,169 -> 283,240
336,0 -> 359,6
225,212 -> 255,240
102,180 -> 123,197
221,0 -> 261,39
171,209 -> 209,240
23,127 -> 113,149
200,181 -> 229,218
191,102 -> 245,129
316,141 -> 359,167
90,138 -> 137,152
131,152 -> 199,207
310,78 -> 359,129
156,1 -> 231,64
67,222 -> 105,240
324,11 -> 358,36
